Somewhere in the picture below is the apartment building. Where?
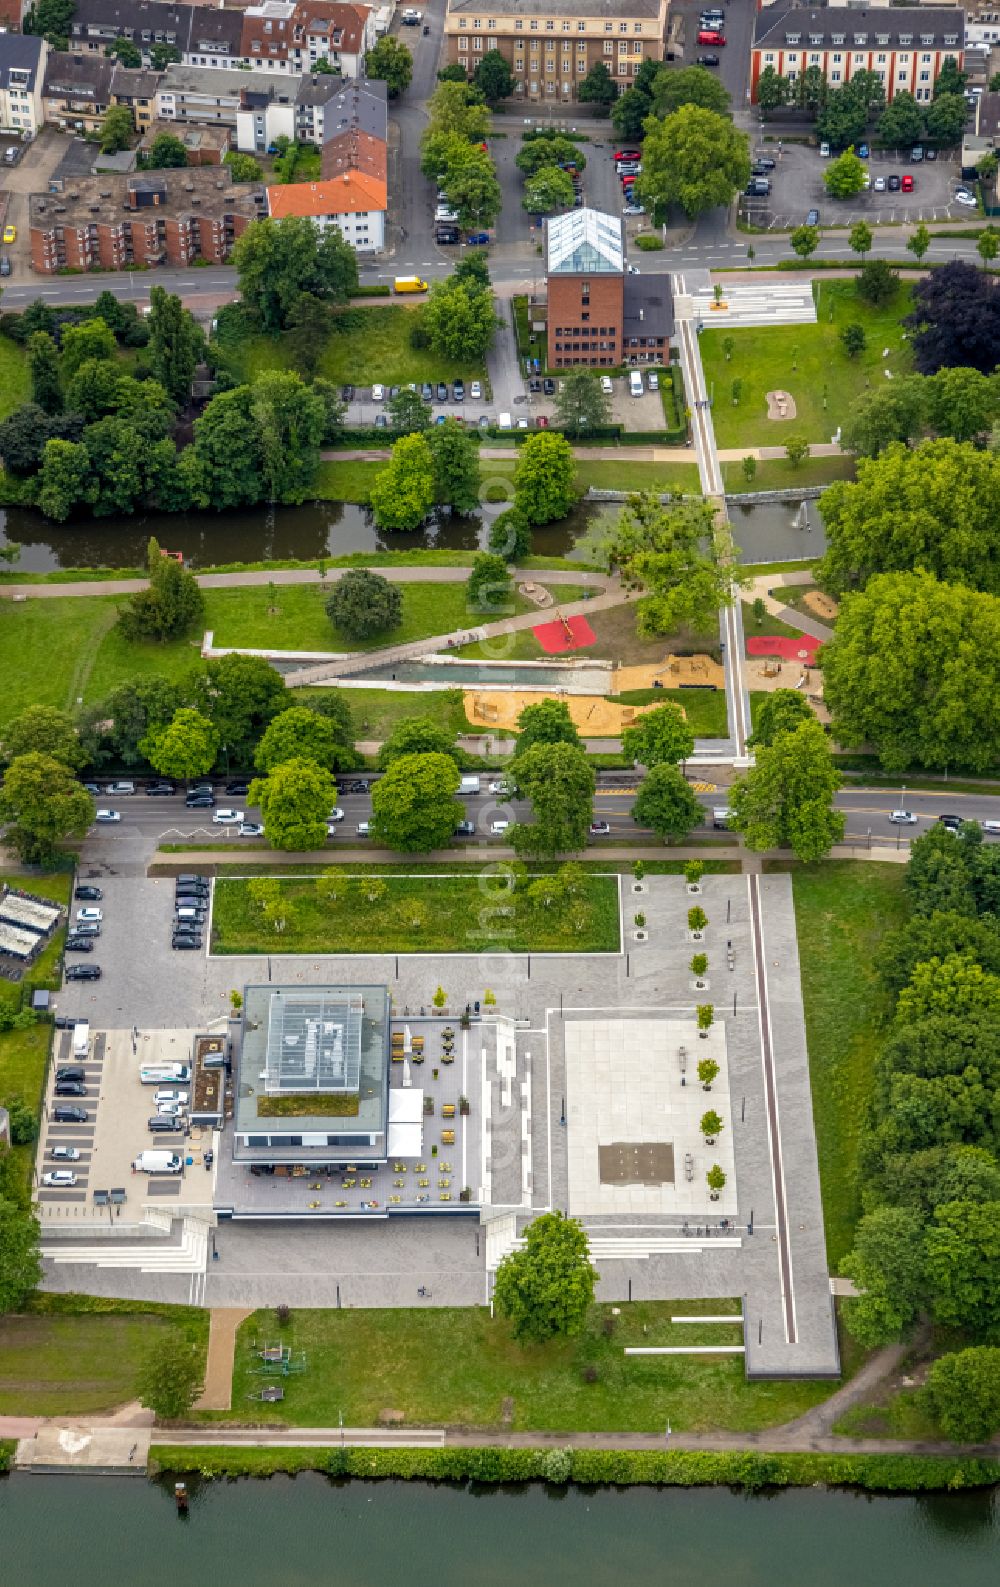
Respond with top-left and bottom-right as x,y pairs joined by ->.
110,65 -> 162,131
751,6 -> 966,104
0,35 -> 48,141
29,166 -> 266,272
443,0 -> 670,103
544,207 -> 671,368
42,50 -> 117,133
266,167 -> 386,248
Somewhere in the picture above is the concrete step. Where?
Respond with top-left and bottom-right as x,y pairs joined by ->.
41,1220 -> 208,1275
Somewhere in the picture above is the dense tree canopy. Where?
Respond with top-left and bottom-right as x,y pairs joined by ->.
516,698 -> 581,755
602,493 -> 735,637
118,536 -> 204,642
730,720 -> 844,861
325,568 -> 402,640
250,758 -> 337,850
254,706 -> 345,774
371,752 -> 462,853
141,708 -> 219,782
365,35 -> 413,97
0,753 -> 94,863
514,432 -> 576,525
622,701 -> 695,768
0,705 -> 84,771
233,216 -> 358,333
370,433 -> 436,531
631,763 -> 703,842
377,716 -> 461,769
509,741 -> 594,856
636,104 -> 750,219
905,261 -> 1000,374
493,1211 -> 597,1343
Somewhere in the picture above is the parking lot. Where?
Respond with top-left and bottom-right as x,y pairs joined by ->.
740,139 -> 969,230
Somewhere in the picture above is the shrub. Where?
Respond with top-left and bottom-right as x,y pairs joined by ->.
635,234 -> 664,251
543,1448 -> 573,1483
688,905 -> 707,932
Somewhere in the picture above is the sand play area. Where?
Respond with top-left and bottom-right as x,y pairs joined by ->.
465,654 -> 725,736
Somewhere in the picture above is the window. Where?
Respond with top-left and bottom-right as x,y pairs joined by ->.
876,52 -> 885,63
632,59 -> 642,74
577,41 -> 585,52
545,18 -> 554,28
562,19 -> 570,29
577,57 -> 585,70
897,68 -> 907,80
920,53 -> 930,63
830,70 -> 841,82
530,18 -> 537,28
604,20 -> 612,31
809,32 -> 822,45
899,32 -> 912,45
875,33 -> 888,46
832,52 -> 841,63
920,33 -> 933,46
603,39 -> 612,53
514,17 -> 522,26
619,21 -> 628,32
809,52 -> 820,64
831,32 -> 844,45
852,33 -> 867,46
919,69 -> 929,82
458,35 -> 467,50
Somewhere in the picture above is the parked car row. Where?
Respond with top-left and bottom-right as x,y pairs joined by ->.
171,873 -> 209,952
65,893 -> 105,980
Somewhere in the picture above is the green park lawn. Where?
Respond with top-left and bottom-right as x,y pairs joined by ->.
723,455 -> 856,493
220,1299 -> 836,1433
317,456 -> 702,508
215,306 -> 487,389
787,862 -> 910,1268
295,685 -> 473,741
212,872 -> 621,954
617,687 -> 729,738
702,280 -> 913,449
0,334 -> 28,421
315,459 -> 383,504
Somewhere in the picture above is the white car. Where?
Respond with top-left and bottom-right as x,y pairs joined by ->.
489,780 -> 511,797
470,380 -> 482,400
873,175 -> 886,192
238,821 -> 264,837
600,376 -> 613,395
75,907 -> 103,922
647,371 -> 659,392
42,1170 -> 77,1187
157,1102 -> 186,1117
371,383 -> 385,402
981,820 -> 1000,835
490,819 -> 510,836
954,190 -> 978,207
154,1090 -> 190,1106
49,1146 -> 80,1161
213,808 -> 245,824
888,810 -> 918,825
327,807 -> 345,823
623,203 -> 646,216
94,809 -> 121,823
820,141 -> 831,157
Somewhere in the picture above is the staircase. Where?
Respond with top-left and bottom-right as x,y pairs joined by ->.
688,282 -> 817,328
41,1217 -> 210,1275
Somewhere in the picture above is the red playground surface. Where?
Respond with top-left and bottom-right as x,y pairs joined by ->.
533,614 -> 597,653
746,634 -> 821,662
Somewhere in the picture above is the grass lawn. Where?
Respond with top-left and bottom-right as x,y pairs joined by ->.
740,599 -> 809,641
618,687 -> 728,738
315,459 -> 382,503
702,280 -> 913,448
724,455 -> 856,492
0,334 -> 28,421
787,862 -> 909,1268
316,456 -> 701,508
294,686 -> 473,740
572,459 -> 701,496
215,307 -> 487,389
220,1300 -> 836,1433
212,872 -> 620,954
455,601 -> 719,669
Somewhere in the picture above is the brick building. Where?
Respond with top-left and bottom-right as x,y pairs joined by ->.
751,6 -> 965,104
29,166 -> 265,272
545,207 -> 672,369
443,0 -> 669,104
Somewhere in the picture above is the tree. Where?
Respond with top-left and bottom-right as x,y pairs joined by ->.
427,417 -> 480,514
856,257 -> 900,307
369,432 -> 436,531
749,689 -> 813,748
79,675 -> 181,769
474,47 -> 514,104
106,36 -> 141,66
516,698 -> 581,755
377,715 -> 461,769
602,493 -> 736,637
0,1199 -> 40,1313
878,915 -> 1000,1007
0,705 -> 84,771
284,291 -> 332,380
927,368 -> 1000,443
796,64 -> 827,116
509,741 -> 594,857
978,229 -> 1000,272
150,41 -> 181,70
37,437 -> 92,521
842,1206 -> 926,1347
612,85 -> 655,142
224,151 -> 263,184
60,318 -> 117,380
141,708 -> 219,782
467,551 -> 513,617
118,536 -> 205,642
99,102 -> 134,155
441,150 -> 502,231
136,1330 -> 204,1420
876,90 -> 922,149
905,260 -> 1000,374
0,405 -> 82,476
424,79 -> 490,142
637,104 -> 750,220
925,1200 -> 1000,1337
247,372 -> 326,506
730,719 -> 844,860
622,701 -> 694,768
23,0 -> 73,47
815,89 -> 868,151
927,1348 -> 1000,1443
817,440 -> 1000,596
706,1164 -> 727,1199
371,751 -> 462,853
841,378 -> 928,458
147,286 -> 202,404
631,763 -> 703,842
422,277 -> 498,363
700,1109 -> 723,1141
789,224 -> 819,261
145,132 -> 189,170
193,653 -> 287,767
907,223 -> 931,264
925,92 -> 968,147
522,165 -> 575,215
553,370 -> 612,435
824,145 -> 867,199
840,322 -> 867,359
822,570 -> 1000,772
755,67 -> 788,117
387,387 -> 431,435
515,136 -> 584,178
0,753 -> 94,864
653,64 -> 730,119
698,1057 -> 719,1088
730,378 -> 743,408
365,35 -> 413,97
233,216 -> 358,333
27,332 -> 63,416
514,431 -> 576,525
250,757 -> 337,850
849,221 -> 873,260
741,455 -> 757,483
577,61 -> 618,113
489,507 -> 532,563
493,1211 -> 597,1343
453,251 -> 491,293
325,567 -> 402,640
254,706 -> 344,774
935,58 -> 968,100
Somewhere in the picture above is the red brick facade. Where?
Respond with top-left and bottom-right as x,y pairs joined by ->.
547,272 -> 624,370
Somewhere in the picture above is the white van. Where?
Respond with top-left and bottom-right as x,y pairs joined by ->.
712,807 -> 733,829
140,1064 -> 192,1085
629,370 -> 644,398
133,1150 -> 183,1174
498,412 -> 513,430
72,1021 -> 90,1060
459,775 -> 481,796
357,821 -> 371,837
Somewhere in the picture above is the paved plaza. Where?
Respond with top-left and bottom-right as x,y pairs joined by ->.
37,868 -> 840,1378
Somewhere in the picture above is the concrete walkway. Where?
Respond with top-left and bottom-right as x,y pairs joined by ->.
194,1308 -> 254,1413
0,565 -> 609,602
747,570 -> 834,644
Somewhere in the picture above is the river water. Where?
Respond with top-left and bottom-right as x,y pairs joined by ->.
1,1473 -> 998,1586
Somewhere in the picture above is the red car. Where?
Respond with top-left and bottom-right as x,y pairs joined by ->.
537,415 -> 550,428
901,173 -> 914,191
621,175 -> 637,189
697,28 -> 725,44
614,148 -> 641,163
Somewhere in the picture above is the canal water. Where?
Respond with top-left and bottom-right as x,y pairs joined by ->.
1,1473 -> 998,1586
0,499 -> 823,575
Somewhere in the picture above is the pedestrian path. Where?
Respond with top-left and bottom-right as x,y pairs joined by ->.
0,564 -> 609,602
195,1309 -> 254,1412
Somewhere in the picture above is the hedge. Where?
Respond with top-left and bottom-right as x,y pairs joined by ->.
0,1441 -> 14,1472
149,1444 -> 1000,1492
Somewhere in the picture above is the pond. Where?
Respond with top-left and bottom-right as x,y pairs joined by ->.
728,497 -> 828,565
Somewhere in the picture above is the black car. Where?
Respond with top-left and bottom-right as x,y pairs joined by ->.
435,227 -> 460,244
375,413 -> 388,428
176,882 -> 209,896
697,52 -> 720,65
65,937 -> 95,953
543,377 -> 556,396
225,781 -> 250,796
145,781 -> 175,796
436,382 -> 448,403
341,383 -> 354,401
389,385 -> 400,399
455,820 -> 476,837
887,173 -> 901,191
56,1066 -> 85,1083
420,382 -> 434,401
74,885 -> 103,901
70,922 -> 100,937
66,965 -> 102,981
185,794 -> 215,808
528,377 -> 542,393
349,779 -> 371,794
53,1106 -> 87,1123
938,814 -> 963,832
925,148 -> 938,161
55,1080 -> 87,1097
172,936 -> 203,950
753,156 -> 776,172
452,379 -> 465,402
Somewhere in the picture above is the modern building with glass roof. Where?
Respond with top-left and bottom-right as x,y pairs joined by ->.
546,207 -> 624,275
